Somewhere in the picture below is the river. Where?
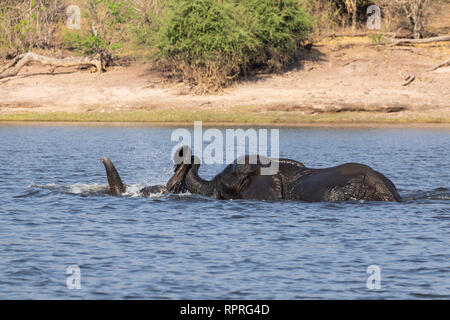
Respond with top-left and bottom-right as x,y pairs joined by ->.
0,125 -> 448,299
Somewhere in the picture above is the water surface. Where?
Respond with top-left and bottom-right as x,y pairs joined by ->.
0,126 -> 449,299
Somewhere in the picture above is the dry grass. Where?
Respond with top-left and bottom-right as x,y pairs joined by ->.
0,0 -> 67,58
1,108 -> 449,124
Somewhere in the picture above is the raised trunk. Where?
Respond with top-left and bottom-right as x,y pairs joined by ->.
185,164 -> 216,197
101,157 -> 126,196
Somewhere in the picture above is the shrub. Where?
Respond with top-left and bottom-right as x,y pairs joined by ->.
147,0 -> 313,93
305,0 -> 377,34
239,0 -> 314,72
147,0 -> 253,93
62,0 -> 133,64
375,0 -> 432,38
0,0 -> 67,57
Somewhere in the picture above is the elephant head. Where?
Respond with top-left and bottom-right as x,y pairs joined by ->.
169,146 -> 282,200
166,145 -> 195,193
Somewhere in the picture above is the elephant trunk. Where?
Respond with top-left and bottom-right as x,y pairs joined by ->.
185,162 -> 216,197
101,157 -> 126,196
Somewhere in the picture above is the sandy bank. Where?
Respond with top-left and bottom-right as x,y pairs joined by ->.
1,37 -> 449,125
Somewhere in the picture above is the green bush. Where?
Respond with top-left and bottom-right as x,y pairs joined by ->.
0,0 -> 67,57
239,0 -> 314,71
62,0 -> 133,63
147,0 -> 251,92
146,0 -> 313,92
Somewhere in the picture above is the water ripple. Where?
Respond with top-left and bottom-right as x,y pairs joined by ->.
0,126 -> 449,299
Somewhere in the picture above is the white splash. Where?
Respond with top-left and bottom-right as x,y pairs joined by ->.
30,183 -> 108,195
122,184 -> 146,198
30,182 -> 191,198
69,183 -> 107,194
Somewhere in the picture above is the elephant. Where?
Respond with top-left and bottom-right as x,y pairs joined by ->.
168,146 -> 402,202
101,156 -> 189,196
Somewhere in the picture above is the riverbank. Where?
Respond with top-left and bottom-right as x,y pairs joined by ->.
1,109 -> 449,126
1,35 -> 449,125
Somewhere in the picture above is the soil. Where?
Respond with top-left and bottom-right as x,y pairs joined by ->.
0,37 -> 449,124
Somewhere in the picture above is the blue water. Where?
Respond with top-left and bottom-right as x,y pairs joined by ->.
0,125 -> 449,299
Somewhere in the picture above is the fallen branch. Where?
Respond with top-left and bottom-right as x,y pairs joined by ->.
317,32 -> 369,41
316,31 -> 397,42
386,35 -> 450,46
0,54 -> 26,74
0,52 -> 102,80
429,58 -> 450,71
341,59 -> 359,66
402,74 -> 415,86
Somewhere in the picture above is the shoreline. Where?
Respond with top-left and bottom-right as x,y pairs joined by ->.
1,36 -> 449,125
1,120 -> 449,129
1,104 -> 449,127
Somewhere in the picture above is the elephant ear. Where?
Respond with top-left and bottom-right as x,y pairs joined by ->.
236,163 -> 260,177
238,171 -> 284,200
214,156 -> 259,199
234,155 -> 275,177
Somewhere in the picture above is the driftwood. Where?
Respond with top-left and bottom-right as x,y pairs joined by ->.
386,35 -> 450,46
429,58 -> 450,71
0,52 -> 102,80
402,74 -> 415,86
317,32 -> 370,41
